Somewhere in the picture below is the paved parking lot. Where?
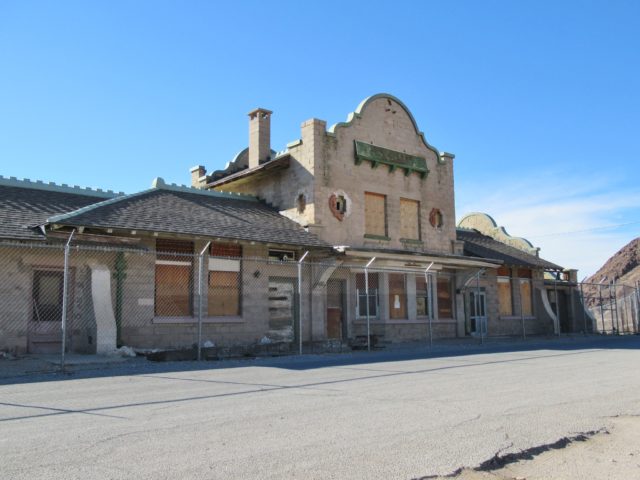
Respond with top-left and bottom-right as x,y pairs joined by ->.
1,336 -> 639,479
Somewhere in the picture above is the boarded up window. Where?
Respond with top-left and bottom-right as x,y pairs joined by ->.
416,275 -> 432,317
356,272 -> 378,317
400,198 -> 420,240
211,242 -> 242,258
520,280 -> 532,316
208,243 -> 242,316
208,271 -> 241,316
364,192 -> 387,237
437,276 -> 453,319
388,273 -> 407,319
155,240 -> 193,316
497,266 -> 510,277
497,277 -> 513,316
156,239 -> 195,259
517,268 -> 532,279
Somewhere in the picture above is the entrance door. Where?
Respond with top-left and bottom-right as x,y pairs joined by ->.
29,270 -> 64,353
469,290 -> 487,335
326,279 -> 346,340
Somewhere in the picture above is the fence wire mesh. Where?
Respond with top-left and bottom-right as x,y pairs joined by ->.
1,240 -> 638,370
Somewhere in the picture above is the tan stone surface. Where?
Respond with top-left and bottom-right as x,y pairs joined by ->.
431,416 -> 640,480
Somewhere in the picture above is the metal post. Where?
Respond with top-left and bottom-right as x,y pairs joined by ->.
364,257 -> 376,352
579,281 -> 587,334
424,262 -> 434,348
60,229 -> 75,372
520,279 -> 526,341
635,281 -> 640,333
598,279 -> 605,333
297,251 -> 309,355
197,241 -> 211,361
610,281 -> 618,334
554,277 -> 559,336
476,270 -> 483,345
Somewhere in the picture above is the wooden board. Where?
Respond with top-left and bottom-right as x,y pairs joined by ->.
155,264 -> 192,316
364,192 -> 387,236
208,271 -> 240,316
497,279 -> 513,316
520,280 -> 532,315
400,198 -> 420,240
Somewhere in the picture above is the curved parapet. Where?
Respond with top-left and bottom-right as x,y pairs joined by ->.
207,147 -> 279,183
458,212 -> 539,256
327,93 -> 448,164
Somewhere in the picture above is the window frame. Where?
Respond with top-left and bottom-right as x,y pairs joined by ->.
208,242 -> 242,317
355,272 -> 379,319
364,192 -> 388,239
399,197 -> 421,241
154,239 -> 195,318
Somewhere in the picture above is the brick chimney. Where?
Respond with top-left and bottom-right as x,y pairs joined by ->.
248,108 -> 272,169
190,165 -> 206,188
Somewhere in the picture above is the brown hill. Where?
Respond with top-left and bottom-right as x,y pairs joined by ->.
585,237 -> 640,287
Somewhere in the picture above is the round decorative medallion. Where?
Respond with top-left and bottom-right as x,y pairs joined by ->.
429,208 -> 443,228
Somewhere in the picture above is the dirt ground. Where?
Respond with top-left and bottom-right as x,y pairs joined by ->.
430,416 -> 640,480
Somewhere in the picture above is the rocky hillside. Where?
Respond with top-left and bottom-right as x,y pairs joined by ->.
582,238 -> 639,333
585,237 -> 640,287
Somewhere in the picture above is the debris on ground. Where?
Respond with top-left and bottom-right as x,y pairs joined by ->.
113,346 -> 137,357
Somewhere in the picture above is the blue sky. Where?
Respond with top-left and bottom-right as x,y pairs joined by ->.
0,0 -> 638,276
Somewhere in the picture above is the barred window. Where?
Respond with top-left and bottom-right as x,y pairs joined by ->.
208,242 -> 242,316
155,239 -> 194,317
356,272 -> 378,318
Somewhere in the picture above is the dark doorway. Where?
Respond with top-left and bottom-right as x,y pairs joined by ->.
327,279 -> 346,340
29,270 -> 64,353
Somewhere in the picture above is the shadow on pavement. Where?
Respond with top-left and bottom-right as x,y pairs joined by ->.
1,334 -> 638,387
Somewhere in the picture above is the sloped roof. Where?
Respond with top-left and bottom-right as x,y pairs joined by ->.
47,181 -> 329,249
0,179 -> 114,240
457,228 -> 563,270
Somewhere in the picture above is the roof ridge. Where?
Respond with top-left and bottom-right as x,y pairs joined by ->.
150,177 -> 257,201
46,177 -> 259,225
0,175 -> 124,198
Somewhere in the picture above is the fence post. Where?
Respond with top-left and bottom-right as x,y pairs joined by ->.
476,270 -> 483,345
636,281 -> 640,333
520,281 -> 526,340
554,277 -> 559,336
60,229 -> 75,372
364,257 -> 376,352
610,281 -> 618,334
297,251 -> 309,355
579,281 -> 587,333
197,242 -> 211,361
424,262 -> 434,348
598,280 -> 605,333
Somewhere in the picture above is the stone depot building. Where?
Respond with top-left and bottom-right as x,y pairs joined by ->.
0,94 -> 588,354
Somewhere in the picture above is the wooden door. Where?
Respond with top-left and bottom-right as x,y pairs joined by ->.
326,279 -> 345,339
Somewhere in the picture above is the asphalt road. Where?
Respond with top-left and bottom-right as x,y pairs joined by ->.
2,336 -> 639,479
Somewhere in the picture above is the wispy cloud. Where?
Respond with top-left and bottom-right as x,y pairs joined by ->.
456,170 -> 640,278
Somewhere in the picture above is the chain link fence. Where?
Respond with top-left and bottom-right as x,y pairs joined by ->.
579,281 -> 640,335
1,240 -> 638,371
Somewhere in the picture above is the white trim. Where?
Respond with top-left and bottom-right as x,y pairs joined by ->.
209,258 -> 240,272
155,259 -> 192,266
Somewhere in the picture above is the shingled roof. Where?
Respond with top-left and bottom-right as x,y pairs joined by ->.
457,228 -> 563,271
0,177 -> 115,240
47,179 -> 329,249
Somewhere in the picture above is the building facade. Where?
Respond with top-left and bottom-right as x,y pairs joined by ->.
0,93 -> 586,355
